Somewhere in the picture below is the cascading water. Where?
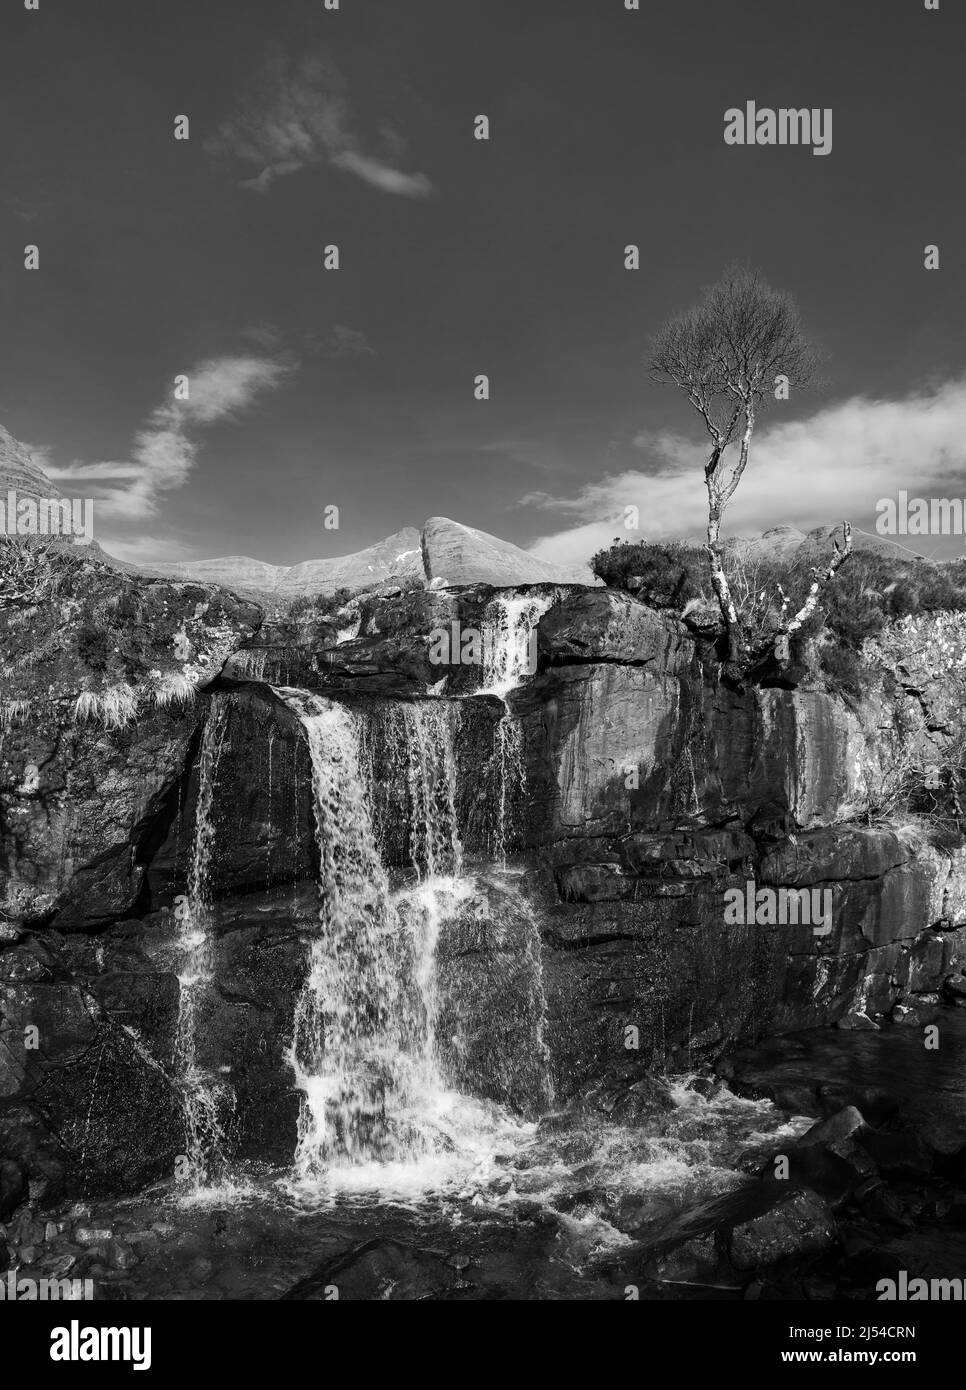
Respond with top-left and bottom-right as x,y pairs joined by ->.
385,701 -> 465,1094
487,714 -> 525,865
378,701 -> 464,879
174,694 -> 234,1186
473,592 -> 556,862
278,689 -> 443,1176
477,592 -> 555,698
276,686 -> 552,1195
225,648 -> 268,681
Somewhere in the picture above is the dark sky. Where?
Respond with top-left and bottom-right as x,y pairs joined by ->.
2,0 -> 964,565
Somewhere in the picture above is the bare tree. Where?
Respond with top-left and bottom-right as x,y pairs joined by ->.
650,264 -> 850,666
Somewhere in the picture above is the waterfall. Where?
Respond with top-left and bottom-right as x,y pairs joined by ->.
477,592 -> 554,698
225,648 -> 269,681
276,684 -> 554,1192
174,694 -> 234,1185
488,714 -> 525,865
375,702 -> 464,879
470,594 -> 555,862
278,689 -> 443,1175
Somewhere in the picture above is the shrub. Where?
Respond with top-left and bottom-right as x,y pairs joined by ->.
288,585 -> 356,623
591,539 -> 707,608
590,536 -> 966,696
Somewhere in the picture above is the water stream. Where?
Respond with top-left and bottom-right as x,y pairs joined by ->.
476,592 -> 555,698
174,694 -> 235,1186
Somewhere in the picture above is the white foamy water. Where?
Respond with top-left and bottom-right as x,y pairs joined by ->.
174,694 -> 235,1188
477,593 -> 555,698
274,687 -> 559,1199
278,689 -> 437,1174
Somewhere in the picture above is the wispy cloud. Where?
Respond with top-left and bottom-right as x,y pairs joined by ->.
99,534 -> 198,565
323,325 -> 375,359
206,54 -> 434,199
481,438 -> 569,475
46,354 -> 293,520
526,379 -> 966,566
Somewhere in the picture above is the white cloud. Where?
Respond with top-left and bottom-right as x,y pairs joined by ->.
45,354 -> 292,521
206,54 -> 434,199
526,379 -> 966,566
99,534 -> 197,565
330,150 -> 433,199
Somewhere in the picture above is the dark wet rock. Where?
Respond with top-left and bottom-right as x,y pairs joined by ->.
281,1238 -> 463,1301
765,1140 -> 874,1210
944,972 -> 966,1003
1,560 -> 261,930
832,1242 -> 906,1295
28,1026 -> 184,1195
817,1083 -> 899,1129
904,934 -> 953,992
577,1063 -> 675,1124
727,1188 -> 836,1270
892,995 -> 942,1026
857,1130 -> 934,1180
859,1185 -> 914,1230
642,1233 -> 730,1288
837,1010 -> 880,1031
798,1106 -> 868,1148
610,1191 -> 679,1239
0,1156 -> 26,1218
639,1181 -> 836,1283
4,556 -> 966,1194
537,590 -> 687,669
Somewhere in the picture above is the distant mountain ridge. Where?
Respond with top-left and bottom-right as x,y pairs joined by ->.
723,523 -> 916,562
144,517 -> 599,599
147,526 -> 427,600
0,422 -> 929,604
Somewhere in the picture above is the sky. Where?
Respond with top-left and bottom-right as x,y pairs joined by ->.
2,0 -> 964,565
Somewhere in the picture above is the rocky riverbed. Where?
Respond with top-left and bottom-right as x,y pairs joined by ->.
4,1014 -> 966,1300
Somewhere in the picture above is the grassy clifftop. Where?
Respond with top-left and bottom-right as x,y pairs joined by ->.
0,538 -> 262,732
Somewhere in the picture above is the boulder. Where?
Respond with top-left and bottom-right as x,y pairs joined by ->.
797,1106 -> 868,1148
639,1182 -> 836,1281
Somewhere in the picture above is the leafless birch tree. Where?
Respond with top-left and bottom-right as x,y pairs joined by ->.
650,265 -> 851,667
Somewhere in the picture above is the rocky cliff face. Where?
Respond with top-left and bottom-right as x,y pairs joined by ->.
0,428 -> 64,508
2,559 -> 965,1198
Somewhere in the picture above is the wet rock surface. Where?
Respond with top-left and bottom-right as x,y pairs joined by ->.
0,1018 -> 963,1299
4,570 -> 966,1296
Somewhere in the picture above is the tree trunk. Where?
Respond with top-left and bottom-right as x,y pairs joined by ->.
772,521 -> 854,666
704,473 -> 741,663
